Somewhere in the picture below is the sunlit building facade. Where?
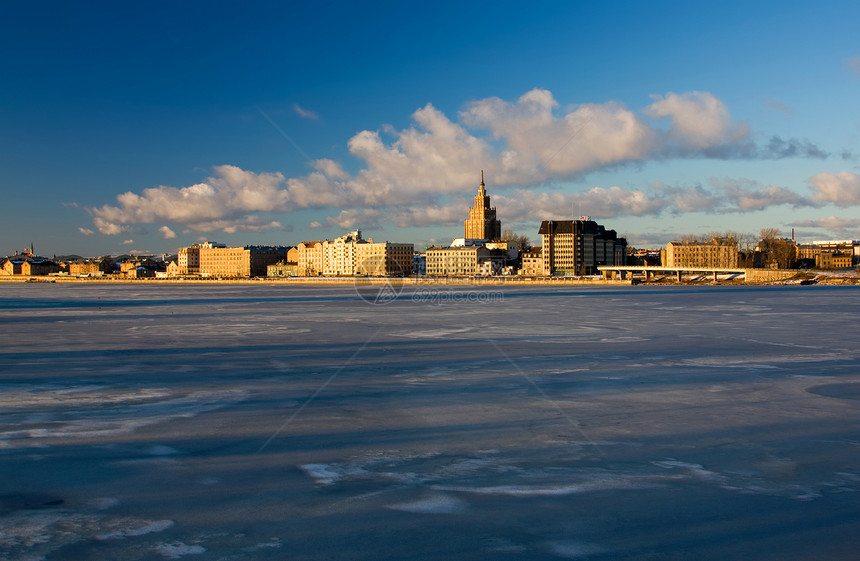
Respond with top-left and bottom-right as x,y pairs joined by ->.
464,172 -> 501,241
665,238 -> 739,268
539,218 -> 627,275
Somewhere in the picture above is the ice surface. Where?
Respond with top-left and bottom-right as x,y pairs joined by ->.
1,283 -> 860,560
153,542 -> 207,558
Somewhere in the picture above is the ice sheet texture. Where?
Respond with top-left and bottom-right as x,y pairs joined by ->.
1,283 -> 860,560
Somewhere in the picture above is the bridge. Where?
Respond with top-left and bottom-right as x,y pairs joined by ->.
598,266 -> 748,283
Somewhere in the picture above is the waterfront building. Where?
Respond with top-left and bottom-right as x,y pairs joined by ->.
485,239 -> 519,260
451,238 -> 487,247
267,261 -> 299,277
296,241 -> 324,276
464,172 -> 501,241
354,239 -> 414,276
426,245 -> 489,276
816,251 -> 853,269
119,258 -> 158,277
519,247 -> 544,276
321,230 -> 362,276
68,257 -> 114,276
799,240 -> 860,267
0,256 -> 61,276
538,218 -> 627,275
425,245 -> 506,276
298,231 -> 413,276
198,245 -> 292,277
664,237 -> 739,269
178,242 -> 225,275
413,253 -> 426,276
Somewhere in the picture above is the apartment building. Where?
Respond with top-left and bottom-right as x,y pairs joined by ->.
799,240 -> 860,267
297,231 -> 413,276
816,251 -> 853,269
664,237 -> 739,268
425,245 -> 494,276
296,241 -> 324,276
538,218 -> 627,275
198,245 -> 291,277
178,242 -> 225,274
519,247 -> 544,276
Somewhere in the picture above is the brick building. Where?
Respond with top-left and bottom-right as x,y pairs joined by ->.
664,237 -> 739,268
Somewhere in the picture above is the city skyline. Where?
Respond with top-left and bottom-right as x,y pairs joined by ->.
3,1 -> 860,256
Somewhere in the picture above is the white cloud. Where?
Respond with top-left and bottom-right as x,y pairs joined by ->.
791,215 -> 860,231
324,208 -> 382,229
121,239 -> 134,245
495,177 -> 813,223
89,89 -> 832,235
286,171 -> 352,209
293,103 -> 320,120
158,226 -> 176,239
89,165 -> 290,234
461,89 -> 654,182
312,159 -> 349,180
389,204 -> 464,228
644,91 -> 750,154
93,218 -> 131,235
653,182 -> 721,213
187,217 -> 290,234
346,103 -> 492,202
78,227 -> 95,235
790,215 -> 860,239
710,177 -> 811,212
496,187 -> 664,223
809,171 -> 860,206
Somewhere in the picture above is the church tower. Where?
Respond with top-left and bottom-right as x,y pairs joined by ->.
464,171 -> 502,241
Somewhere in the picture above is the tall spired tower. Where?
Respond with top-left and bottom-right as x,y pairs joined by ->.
464,171 -> 501,241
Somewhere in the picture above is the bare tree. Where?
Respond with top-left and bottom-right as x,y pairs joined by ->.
503,229 -> 532,250
771,239 -> 799,269
733,232 -> 757,267
755,229 -> 798,269
760,227 -> 780,241
735,232 -> 757,253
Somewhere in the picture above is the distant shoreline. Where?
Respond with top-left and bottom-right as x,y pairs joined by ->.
0,276 -> 632,286
2,272 -> 858,286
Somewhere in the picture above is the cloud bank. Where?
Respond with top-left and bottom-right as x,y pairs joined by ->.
809,171 -> 860,206
87,89 -> 836,236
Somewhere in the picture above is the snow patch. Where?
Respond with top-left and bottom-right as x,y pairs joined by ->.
96,519 -> 175,540
396,327 -> 472,338
387,494 -> 467,514
154,542 -> 207,558
302,463 -> 351,485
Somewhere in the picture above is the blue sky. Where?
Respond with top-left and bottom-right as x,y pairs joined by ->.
3,0 -> 860,256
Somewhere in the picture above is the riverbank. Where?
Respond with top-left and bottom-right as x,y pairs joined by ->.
1,276 -> 632,286
1,270 -> 858,286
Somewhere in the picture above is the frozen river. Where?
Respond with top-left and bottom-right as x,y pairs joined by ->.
2,283 -> 860,560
